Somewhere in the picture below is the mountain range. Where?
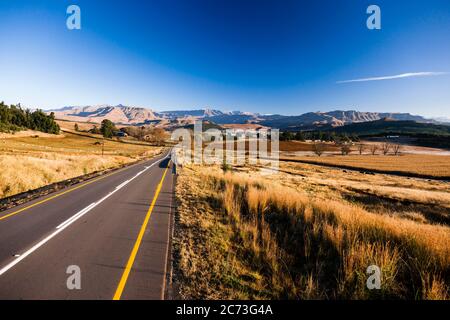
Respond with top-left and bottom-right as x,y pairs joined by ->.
48,105 -> 442,130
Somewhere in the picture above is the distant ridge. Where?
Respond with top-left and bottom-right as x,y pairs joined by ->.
48,105 -> 438,128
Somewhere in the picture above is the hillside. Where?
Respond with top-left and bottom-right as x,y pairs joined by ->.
157,109 -> 223,119
47,105 -> 440,130
328,118 -> 450,136
325,119 -> 450,149
49,105 -> 159,124
259,111 -> 434,130
181,120 -> 224,131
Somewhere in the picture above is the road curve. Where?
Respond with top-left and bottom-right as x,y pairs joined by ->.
0,151 -> 175,299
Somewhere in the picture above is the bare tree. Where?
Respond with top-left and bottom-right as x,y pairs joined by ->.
340,144 -> 351,155
392,144 -> 401,156
313,142 -> 326,157
138,126 -> 146,141
382,142 -> 391,155
146,128 -> 168,146
357,143 -> 365,155
369,144 -> 379,155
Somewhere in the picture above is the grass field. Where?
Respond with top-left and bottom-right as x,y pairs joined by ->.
56,119 -> 98,132
0,131 -> 163,198
173,157 -> 450,300
281,154 -> 450,178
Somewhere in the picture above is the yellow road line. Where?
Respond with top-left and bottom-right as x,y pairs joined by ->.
113,161 -> 171,300
0,161 -> 146,222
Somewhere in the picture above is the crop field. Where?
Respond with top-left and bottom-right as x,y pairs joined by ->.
173,157 -> 450,300
0,131 -> 163,198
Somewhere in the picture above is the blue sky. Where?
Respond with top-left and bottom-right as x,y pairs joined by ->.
0,0 -> 449,117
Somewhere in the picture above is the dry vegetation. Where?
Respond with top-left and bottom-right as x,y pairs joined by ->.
0,131 -> 163,198
282,154 -> 450,178
56,119 -> 97,132
173,158 -> 450,300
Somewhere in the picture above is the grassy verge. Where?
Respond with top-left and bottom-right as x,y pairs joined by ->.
173,164 -> 450,300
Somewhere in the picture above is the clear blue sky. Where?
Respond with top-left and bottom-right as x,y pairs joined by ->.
1,0 -> 449,117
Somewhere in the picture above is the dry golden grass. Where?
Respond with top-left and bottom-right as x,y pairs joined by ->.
283,154 -> 450,178
0,131 -> 163,198
56,120 -> 97,132
269,161 -> 450,225
173,162 -> 450,300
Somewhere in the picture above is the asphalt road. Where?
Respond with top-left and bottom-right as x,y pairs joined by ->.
0,151 -> 175,300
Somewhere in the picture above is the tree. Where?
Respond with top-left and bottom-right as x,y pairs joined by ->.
381,142 -> 391,155
317,131 -> 324,142
350,133 -> 360,142
369,144 -> 379,155
138,126 -> 146,141
295,131 -> 305,141
280,131 -> 294,141
340,144 -> 351,155
0,102 -> 60,134
29,110 -> 60,134
357,143 -> 365,155
91,125 -> 101,134
146,128 -> 168,146
393,144 -> 401,156
341,133 -> 350,143
100,119 -> 116,138
313,142 -> 326,156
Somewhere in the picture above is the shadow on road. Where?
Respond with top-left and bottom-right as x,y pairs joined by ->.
159,157 -> 171,168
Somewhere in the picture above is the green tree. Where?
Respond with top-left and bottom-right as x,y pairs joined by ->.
100,119 -> 116,138
0,103 -> 59,134
281,131 -> 294,141
294,131 -> 305,141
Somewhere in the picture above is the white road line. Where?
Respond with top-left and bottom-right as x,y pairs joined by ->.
115,180 -> 131,190
56,202 -> 97,229
0,155 -> 170,276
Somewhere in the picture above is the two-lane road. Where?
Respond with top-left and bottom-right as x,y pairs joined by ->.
0,151 -> 175,299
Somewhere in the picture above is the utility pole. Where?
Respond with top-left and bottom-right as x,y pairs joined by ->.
102,139 -> 104,157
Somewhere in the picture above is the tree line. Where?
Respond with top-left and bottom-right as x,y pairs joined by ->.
278,130 -> 403,157
280,130 -> 359,143
0,102 -> 60,134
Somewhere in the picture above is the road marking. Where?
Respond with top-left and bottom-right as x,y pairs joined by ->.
0,155 -> 166,222
56,202 -> 97,229
113,160 -> 171,300
115,180 -> 131,190
0,156 -> 170,277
